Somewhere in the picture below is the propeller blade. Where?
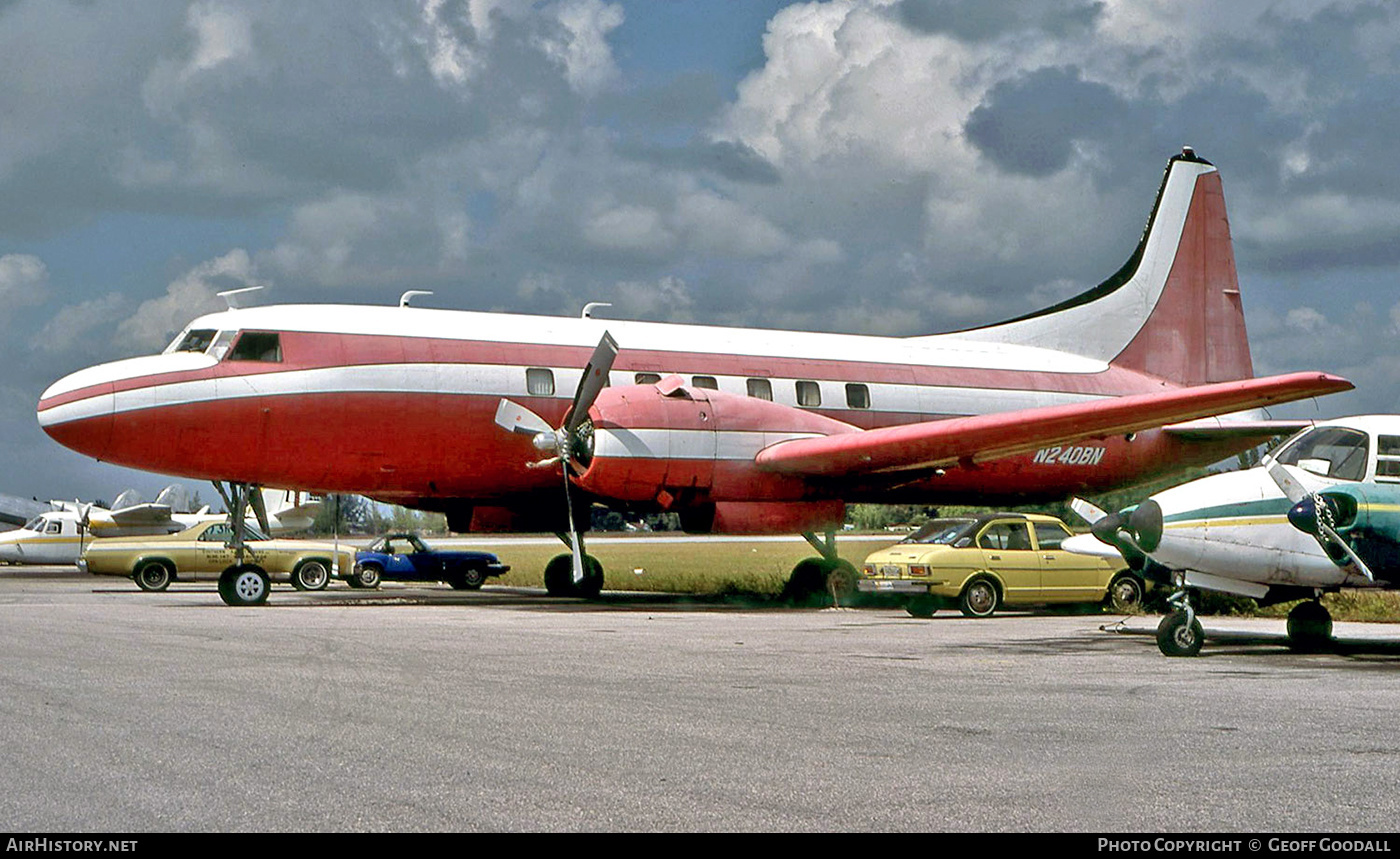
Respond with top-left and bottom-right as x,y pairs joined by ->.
1316,520 -> 1376,582
564,331 -> 618,435
495,399 -> 552,436
1266,460 -> 1310,504
562,466 -> 585,584
1069,497 -> 1107,525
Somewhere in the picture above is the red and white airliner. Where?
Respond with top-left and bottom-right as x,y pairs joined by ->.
37,149 -> 1352,597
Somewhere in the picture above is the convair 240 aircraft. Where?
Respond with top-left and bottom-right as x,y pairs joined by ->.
37,150 -> 1351,599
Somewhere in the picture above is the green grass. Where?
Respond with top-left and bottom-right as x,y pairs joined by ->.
459,535 -> 1400,622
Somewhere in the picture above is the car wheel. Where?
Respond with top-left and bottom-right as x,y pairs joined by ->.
1156,609 -> 1204,657
291,560 -> 331,591
218,566 -> 270,607
449,566 -> 488,590
905,596 -> 938,618
133,560 -> 172,592
1106,573 -> 1144,613
958,577 -> 999,618
350,563 -> 382,589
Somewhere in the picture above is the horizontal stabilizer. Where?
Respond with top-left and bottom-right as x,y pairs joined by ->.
755,372 -> 1352,478
105,503 -> 175,527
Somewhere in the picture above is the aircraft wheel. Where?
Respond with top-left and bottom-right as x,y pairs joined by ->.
133,560 -> 172,592
218,566 -> 270,607
781,558 -> 830,606
1286,601 -> 1333,652
958,577 -> 999,618
1106,573 -> 1145,613
543,554 -> 604,598
1156,609 -> 1204,657
291,560 -> 330,591
905,596 -> 939,618
349,563 -> 381,589
825,559 -> 859,605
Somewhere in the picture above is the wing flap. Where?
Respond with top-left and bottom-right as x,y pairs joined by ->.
754,371 -> 1351,478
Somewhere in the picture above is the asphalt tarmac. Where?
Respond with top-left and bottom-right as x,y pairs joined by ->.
2,567 -> 1398,833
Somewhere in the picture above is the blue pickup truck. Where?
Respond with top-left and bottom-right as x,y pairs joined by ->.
350,532 -> 510,590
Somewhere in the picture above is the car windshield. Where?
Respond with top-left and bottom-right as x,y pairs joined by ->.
1270,426 -> 1369,482
900,518 -> 978,545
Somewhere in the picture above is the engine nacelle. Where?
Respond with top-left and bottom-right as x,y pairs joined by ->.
574,378 -> 855,508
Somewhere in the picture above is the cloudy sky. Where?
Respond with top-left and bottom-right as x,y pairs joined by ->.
3,0 -> 1399,503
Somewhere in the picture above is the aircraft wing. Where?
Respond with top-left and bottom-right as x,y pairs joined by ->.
0,493 -> 51,529
754,371 -> 1352,478
106,503 -> 175,527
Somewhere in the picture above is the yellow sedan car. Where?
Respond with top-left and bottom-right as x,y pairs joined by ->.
79,519 -> 355,606
858,513 -> 1143,618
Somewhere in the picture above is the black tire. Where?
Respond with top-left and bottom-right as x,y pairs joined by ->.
543,553 -> 604,598
218,566 -> 270,607
448,566 -> 488,590
781,558 -> 830,606
1156,609 -> 1204,657
349,563 -> 381,589
958,577 -> 999,618
1286,601 -> 1333,652
826,560 -> 859,605
291,560 -> 331,591
1106,573 -> 1145,613
133,560 -> 172,592
905,595 -> 939,618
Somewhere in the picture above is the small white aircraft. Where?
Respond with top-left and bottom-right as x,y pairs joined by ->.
0,487 -> 322,566
1066,416 -> 1400,656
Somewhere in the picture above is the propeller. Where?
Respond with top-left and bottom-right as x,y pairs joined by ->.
494,331 -> 619,584
1266,461 -> 1374,581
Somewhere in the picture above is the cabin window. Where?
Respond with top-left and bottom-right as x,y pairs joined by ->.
692,375 -> 719,390
634,373 -> 662,385
979,522 -> 1031,551
1034,522 -> 1071,551
526,368 -> 555,397
747,378 -> 773,401
169,329 -> 217,354
1377,435 -> 1400,482
45,520 -> 61,535
845,383 -> 870,409
796,380 -> 821,407
226,331 -> 282,362
1273,427 -> 1369,482
199,523 -> 233,542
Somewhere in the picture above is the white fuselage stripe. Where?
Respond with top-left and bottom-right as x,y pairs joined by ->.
39,363 -> 1109,428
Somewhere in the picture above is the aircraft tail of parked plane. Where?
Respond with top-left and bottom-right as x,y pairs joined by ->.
36,148 -> 1353,598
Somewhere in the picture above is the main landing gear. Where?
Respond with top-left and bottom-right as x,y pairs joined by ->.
1156,575 -> 1336,656
782,530 -> 859,606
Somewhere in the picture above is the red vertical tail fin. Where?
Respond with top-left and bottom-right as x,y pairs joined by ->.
946,150 -> 1255,385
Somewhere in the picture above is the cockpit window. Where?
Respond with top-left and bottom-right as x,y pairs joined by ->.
169,329 -> 217,354
1272,427 -> 1369,482
23,516 -> 45,532
226,331 -> 282,362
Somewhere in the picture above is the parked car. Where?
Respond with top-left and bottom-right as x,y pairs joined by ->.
78,519 -> 355,606
351,532 -> 510,590
857,513 -> 1143,618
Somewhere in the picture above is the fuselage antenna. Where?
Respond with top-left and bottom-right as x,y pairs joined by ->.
217,286 -> 265,310
399,290 -> 434,307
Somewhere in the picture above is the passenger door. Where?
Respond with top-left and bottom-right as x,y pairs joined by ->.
976,521 -> 1040,603
1033,521 -> 1104,602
